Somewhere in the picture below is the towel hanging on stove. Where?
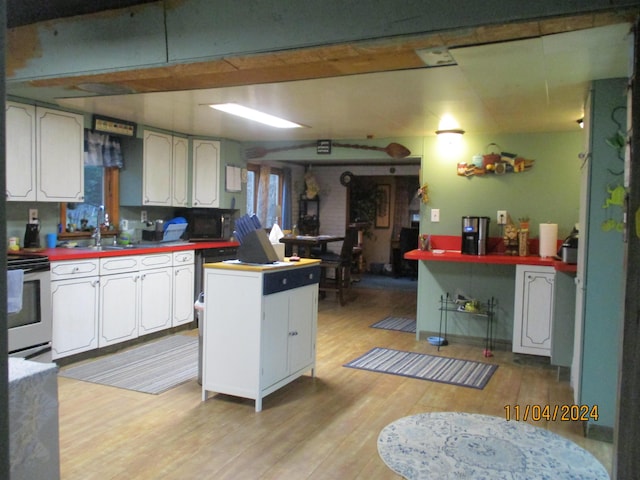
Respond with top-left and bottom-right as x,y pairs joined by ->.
7,269 -> 24,314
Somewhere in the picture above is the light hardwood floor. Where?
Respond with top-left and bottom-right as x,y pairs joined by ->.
57,286 -> 613,479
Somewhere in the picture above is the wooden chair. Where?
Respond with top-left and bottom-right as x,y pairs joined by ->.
318,228 -> 357,305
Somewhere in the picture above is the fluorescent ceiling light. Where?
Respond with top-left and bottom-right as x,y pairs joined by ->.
209,103 -> 304,128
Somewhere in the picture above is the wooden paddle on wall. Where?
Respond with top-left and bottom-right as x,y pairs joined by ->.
245,141 -> 411,159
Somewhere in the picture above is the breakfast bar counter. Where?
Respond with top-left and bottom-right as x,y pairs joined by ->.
403,235 -> 576,273
404,235 -> 576,366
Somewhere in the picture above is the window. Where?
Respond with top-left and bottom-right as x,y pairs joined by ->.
60,166 -> 120,236
246,164 -> 283,228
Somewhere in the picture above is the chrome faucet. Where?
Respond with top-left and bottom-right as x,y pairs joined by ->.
93,205 -> 105,247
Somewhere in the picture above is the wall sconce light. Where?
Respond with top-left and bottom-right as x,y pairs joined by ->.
435,128 -> 465,137
435,128 -> 465,145
577,118 -> 584,129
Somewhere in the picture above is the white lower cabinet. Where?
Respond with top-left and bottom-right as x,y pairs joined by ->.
202,262 -> 320,411
99,271 -> 140,347
51,259 -> 100,359
52,251 -> 195,354
139,253 -> 173,336
172,251 -> 195,326
513,265 -> 555,356
262,285 -> 317,389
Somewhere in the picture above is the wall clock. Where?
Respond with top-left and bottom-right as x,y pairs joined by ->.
340,171 -> 354,187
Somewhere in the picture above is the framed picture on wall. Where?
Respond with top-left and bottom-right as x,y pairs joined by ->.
375,184 -> 390,228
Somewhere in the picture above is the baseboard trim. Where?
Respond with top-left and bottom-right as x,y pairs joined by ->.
586,423 -> 614,443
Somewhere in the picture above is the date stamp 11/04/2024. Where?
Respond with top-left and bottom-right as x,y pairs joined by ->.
504,404 -> 599,422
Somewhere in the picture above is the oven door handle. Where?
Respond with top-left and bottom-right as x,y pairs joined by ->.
19,266 -> 50,275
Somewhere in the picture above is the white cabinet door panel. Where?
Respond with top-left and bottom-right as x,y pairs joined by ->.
99,272 -> 139,347
37,107 -> 84,202
513,265 -> 554,356
139,267 -> 173,335
52,276 -> 99,359
6,102 -> 36,201
143,130 -> 173,205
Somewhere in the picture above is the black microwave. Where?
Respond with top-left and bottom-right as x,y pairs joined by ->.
175,208 -> 236,241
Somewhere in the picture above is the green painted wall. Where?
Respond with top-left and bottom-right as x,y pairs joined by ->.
415,130 -> 583,343
418,131 -> 583,240
580,78 -> 626,430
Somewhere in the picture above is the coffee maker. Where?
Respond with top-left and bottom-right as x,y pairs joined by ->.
24,223 -> 41,248
461,216 -> 490,255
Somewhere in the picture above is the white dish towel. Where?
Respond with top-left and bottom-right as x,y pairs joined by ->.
7,270 -> 24,314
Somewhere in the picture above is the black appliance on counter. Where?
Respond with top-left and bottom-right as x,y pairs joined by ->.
175,208 -> 236,241
461,216 -> 490,255
558,229 -> 579,264
24,223 -> 40,248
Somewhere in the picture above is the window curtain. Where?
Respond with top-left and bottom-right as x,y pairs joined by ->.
281,167 -> 292,229
84,130 -> 124,168
256,164 -> 271,227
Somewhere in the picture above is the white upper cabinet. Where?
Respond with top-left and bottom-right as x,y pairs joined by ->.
6,102 -> 84,202
172,136 -> 189,207
191,139 -> 220,208
142,130 -> 173,206
142,130 -> 189,207
6,102 -> 36,201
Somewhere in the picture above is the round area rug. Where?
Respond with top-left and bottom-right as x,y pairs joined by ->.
377,412 -> 608,479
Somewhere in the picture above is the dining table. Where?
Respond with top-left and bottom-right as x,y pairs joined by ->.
279,234 -> 345,258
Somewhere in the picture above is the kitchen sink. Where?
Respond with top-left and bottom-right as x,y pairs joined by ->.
75,241 -> 193,251
76,245 -> 139,251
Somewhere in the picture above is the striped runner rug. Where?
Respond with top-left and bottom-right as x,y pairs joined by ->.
59,334 -> 198,394
344,347 -> 497,389
370,316 -> 416,333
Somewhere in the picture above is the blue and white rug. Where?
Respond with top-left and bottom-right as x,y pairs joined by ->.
378,412 -> 609,479
370,316 -> 417,333
344,347 -> 497,389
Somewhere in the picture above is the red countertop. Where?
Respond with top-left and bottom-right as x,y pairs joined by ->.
404,235 -> 577,274
14,241 -> 239,261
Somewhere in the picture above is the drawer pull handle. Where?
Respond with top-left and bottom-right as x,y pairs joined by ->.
289,331 -> 298,336
282,278 -> 287,285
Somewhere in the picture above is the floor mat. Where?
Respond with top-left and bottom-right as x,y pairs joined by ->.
59,335 -> 198,394
370,316 -> 416,333
344,347 -> 497,389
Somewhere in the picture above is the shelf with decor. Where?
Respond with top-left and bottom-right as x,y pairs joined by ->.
437,293 -> 495,357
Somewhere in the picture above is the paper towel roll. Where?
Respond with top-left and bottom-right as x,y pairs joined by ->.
539,223 -> 558,258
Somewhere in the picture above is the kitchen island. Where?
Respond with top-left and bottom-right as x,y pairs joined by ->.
405,235 -> 576,366
202,258 -> 320,411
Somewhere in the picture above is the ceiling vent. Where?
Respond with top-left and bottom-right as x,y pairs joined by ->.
415,47 -> 457,67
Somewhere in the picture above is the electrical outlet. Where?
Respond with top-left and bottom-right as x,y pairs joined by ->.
497,210 -> 507,225
28,208 -> 38,223
431,208 -> 440,222
140,210 -> 148,223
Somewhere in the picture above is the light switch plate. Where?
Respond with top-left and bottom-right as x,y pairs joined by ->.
431,208 -> 440,222
497,210 -> 507,225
